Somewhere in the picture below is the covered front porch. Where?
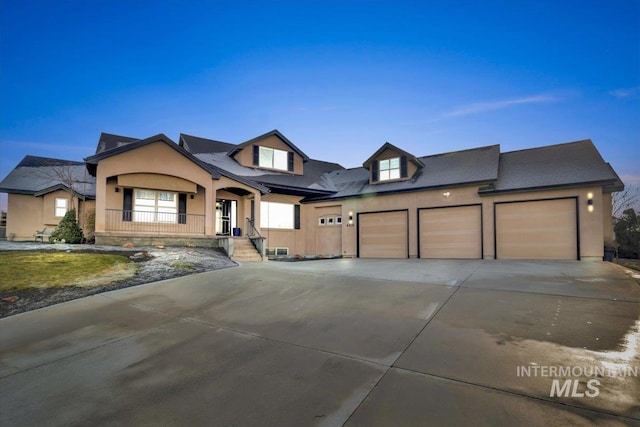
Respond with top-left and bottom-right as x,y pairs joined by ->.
86,135 -> 268,255
94,176 -> 265,256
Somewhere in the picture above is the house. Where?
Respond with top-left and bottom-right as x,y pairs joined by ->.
0,130 -> 623,260
0,155 -> 96,240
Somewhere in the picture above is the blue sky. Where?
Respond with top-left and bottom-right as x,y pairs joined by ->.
1,0 -> 639,210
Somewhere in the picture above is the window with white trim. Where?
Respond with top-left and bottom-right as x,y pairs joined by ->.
260,201 -> 294,229
318,215 -> 342,226
259,146 -> 288,171
379,157 -> 401,181
55,198 -> 68,217
266,247 -> 289,256
134,189 -> 177,223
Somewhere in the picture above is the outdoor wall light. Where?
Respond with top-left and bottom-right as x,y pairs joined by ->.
443,191 -> 451,198
115,187 -> 120,193
190,194 -> 195,199
587,193 -> 594,213
347,211 -> 355,226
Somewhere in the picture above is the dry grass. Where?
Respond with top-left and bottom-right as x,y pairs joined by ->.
617,259 -> 640,273
0,251 -> 137,291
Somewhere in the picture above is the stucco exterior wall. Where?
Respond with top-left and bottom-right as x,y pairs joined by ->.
43,190 -> 77,226
6,194 -> 43,240
94,141 -> 217,236
5,191 -> 92,241
301,184 -> 606,260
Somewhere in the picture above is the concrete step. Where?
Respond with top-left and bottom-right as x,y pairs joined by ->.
231,238 -> 264,262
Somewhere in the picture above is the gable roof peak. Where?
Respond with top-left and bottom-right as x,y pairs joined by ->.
179,133 -> 236,154
362,142 -> 424,170
95,132 -> 140,154
228,129 -> 310,162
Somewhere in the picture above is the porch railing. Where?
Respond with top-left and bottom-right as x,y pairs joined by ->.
105,209 -> 206,235
245,217 -> 266,259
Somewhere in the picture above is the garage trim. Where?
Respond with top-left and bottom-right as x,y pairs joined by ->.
357,209 -> 409,258
493,197 -> 580,260
417,203 -> 483,259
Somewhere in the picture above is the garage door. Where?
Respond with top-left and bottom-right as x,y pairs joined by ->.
495,198 -> 578,260
419,205 -> 482,259
358,211 -> 408,258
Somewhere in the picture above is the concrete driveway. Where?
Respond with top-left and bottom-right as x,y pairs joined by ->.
1,259 -> 638,426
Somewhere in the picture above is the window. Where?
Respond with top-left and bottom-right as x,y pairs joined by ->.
379,157 -> 401,181
259,146 -> 289,171
318,215 -> 342,226
55,198 -> 68,217
266,247 -> 289,256
260,201 -> 294,229
134,189 -> 177,223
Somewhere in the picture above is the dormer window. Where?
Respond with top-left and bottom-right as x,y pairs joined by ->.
365,142 -> 422,185
253,145 -> 294,172
371,155 -> 409,183
379,157 -> 401,181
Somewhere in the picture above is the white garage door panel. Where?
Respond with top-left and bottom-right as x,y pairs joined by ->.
496,199 -> 577,260
359,211 -> 408,258
420,205 -> 482,259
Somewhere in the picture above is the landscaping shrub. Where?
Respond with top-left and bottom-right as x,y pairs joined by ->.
49,209 -> 84,244
614,208 -> 640,259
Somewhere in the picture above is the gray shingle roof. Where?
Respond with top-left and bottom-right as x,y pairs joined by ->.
1,134 -> 623,204
194,152 -> 343,195
85,134 -> 270,194
179,134 -> 235,154
488,140 -> 621,193
308,145 -> 500,201
0,156 -> 96,198
95,132 -> 140,154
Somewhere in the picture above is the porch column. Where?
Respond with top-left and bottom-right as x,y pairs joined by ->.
205,183 -> 216,236
94,172 -> 107,233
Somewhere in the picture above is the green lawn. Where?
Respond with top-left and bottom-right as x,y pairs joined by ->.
0,251 -> 136,291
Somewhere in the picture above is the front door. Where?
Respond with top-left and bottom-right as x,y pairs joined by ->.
216,200 -> 231,235
216,199 -> 237,235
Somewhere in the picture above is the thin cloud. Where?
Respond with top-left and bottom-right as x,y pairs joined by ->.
439,94 -> 562,120
609,86 -> 640,99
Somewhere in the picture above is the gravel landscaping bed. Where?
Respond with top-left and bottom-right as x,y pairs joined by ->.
0,242 -> 237,318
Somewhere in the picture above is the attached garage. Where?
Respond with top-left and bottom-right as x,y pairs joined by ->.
358,210 -> 408,258
419,205 -> 482,259
495,198 -> 578,260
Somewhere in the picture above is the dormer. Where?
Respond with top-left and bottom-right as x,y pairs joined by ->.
363,142 -> 425,185
228,130 -> 309,175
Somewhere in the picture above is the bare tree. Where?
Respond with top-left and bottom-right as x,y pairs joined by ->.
613,186 -> 640,218
34,162 -> 92,218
